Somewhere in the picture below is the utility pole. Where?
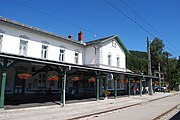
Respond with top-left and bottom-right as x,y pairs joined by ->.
147,37 -> 153,95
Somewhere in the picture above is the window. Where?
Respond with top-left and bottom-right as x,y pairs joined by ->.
75,52 -> 79,64
19,40 -> 28,56
108,53 -> 111,66
59,49 -> 65,62
41,45 -> 48,59
0,35 -> 3,52
112,40 -> 116,48
94,47 -> 97,55
117,57 -> 120,67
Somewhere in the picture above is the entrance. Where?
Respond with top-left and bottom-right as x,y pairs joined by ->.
14,71 -> 25,95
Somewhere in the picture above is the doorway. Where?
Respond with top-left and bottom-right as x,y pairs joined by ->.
14,71 -> 25,95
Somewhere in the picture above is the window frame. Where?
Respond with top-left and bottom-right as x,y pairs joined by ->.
59,49 -> 65,62
108,53 -> 112,66
112,40 -> 116,48
41,44 -> 48,59
19,39 -> 28,56
74,52 -> 79,64
117,56 -> 120,67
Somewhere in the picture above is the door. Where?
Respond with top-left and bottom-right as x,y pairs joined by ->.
14,71 -> 25,95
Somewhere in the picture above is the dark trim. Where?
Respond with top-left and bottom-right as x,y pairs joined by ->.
0,29 -> 5,33
41,41 -> 49,44
19,35 -> 30,39
0,53 -> 158,79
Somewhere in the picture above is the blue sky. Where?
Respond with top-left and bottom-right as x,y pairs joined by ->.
0,0 -> 179,58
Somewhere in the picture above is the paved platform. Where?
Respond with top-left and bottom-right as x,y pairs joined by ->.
0,92 -> 179,120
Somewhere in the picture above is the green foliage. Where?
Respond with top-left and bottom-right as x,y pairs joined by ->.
172,58 -> 180,85
127,50 -> 148,74
127,37 -> 180,89
150,38 -> 165,70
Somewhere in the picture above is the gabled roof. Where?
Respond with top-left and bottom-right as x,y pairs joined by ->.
86,35 -> 130,54
0,16 -> 130,54
0,16 -> 85,46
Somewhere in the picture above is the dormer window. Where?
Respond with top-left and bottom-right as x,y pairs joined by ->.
19,39 -> 28,56
112,40 -> 116,48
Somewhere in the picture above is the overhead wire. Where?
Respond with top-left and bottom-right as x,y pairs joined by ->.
104,0 -> 155,38
6,0 -> 179,56
119,0 -> 179,56
9,0 -> 103,38
104,0 -> 178,56
0,8 -> 75,37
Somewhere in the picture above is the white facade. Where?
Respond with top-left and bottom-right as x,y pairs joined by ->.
0,22 -> 84,65
84,37 -> 128,72
0,17 -> 129,72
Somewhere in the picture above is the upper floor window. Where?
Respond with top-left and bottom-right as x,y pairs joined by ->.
112,40 -> 116,48
19,39 -> 28,56
59,49 -> 65,62
0,35 -> 3,52
94,47 -> 97,55
41,45 -> 48,59
117,57 -> 120,67
75,52 -> 79,64
108,53 -> 111,66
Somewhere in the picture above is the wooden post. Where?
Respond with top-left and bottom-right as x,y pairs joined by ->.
147,37 -> 153,95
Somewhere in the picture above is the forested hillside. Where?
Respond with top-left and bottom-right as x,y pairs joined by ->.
127,50 -> 148,74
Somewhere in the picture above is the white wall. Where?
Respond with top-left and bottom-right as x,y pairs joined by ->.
0,24 -> 84,65
1,33 -> 20,54
100,39 -> 126,69
84,46 -> 96,65
0,23 -> 127,70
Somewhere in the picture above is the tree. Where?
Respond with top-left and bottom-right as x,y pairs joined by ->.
127,50 -> 148,74
173,57 -> 180,85
168,58 -> 178,88
150,38 -> 165,71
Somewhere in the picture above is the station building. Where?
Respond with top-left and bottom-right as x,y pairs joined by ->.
0,17 -> 155,110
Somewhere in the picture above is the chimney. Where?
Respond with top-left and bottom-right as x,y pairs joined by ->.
78,31 -> 83,42
68,34 -> 73,40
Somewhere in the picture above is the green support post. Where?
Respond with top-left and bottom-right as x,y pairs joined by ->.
140,78 -> 142,97
114,78 -> 117,99
60,68 -> 67,107
95,71 -> 100,101
128,76 -> 131,96
61,72 -> 64,105
0,71 -> 7,109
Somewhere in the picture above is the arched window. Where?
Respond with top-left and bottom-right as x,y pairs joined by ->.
108,52 -> 112,66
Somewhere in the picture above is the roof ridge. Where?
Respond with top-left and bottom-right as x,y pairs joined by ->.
0,16 -> 86,46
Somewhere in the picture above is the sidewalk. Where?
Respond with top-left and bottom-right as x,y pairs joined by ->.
0,92 -> 179,120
